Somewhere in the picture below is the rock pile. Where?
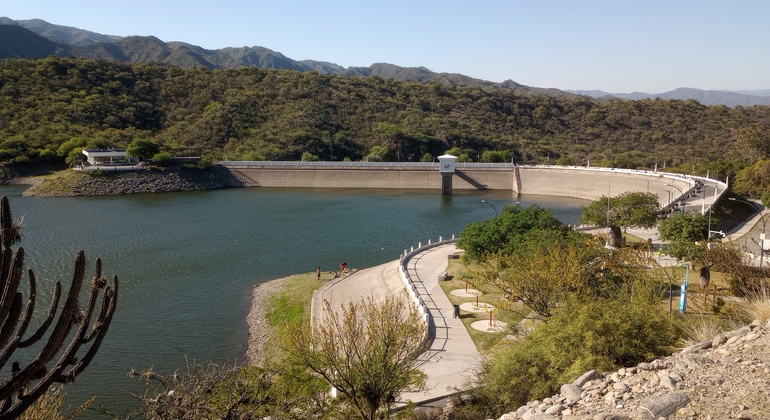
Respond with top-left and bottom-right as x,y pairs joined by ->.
23,167 -> 233,197
502,319 -> 770,419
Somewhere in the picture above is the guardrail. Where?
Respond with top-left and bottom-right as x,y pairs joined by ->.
220,160 -> 515,169
398,235 -> 458,352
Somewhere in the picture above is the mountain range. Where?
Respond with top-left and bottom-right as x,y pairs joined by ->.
1,17 -> 768,107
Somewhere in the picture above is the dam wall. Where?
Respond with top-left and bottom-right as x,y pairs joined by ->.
222,162 -> 695,206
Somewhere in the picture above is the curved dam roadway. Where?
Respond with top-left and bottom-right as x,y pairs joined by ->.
222,161 -> 711,209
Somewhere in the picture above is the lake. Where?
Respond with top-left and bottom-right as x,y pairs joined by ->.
0,185 -> 588,417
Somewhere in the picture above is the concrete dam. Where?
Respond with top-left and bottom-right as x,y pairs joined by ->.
221,161 -> 701,208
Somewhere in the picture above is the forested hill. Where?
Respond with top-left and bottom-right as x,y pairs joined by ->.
1,57 -> 769,180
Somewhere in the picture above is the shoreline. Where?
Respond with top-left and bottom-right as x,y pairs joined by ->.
245,276 -> 290,366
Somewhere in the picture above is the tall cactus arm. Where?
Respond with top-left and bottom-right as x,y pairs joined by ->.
5,277 -> 117,417
0,251 -> 86,403
12,269 -> 37,346
0,196 -> 118,418
19,278 -> 61,348
38,250 -> 86,363
61,277 -> 118,380
0,293 -> 22,350
0,248 -> 25,342
0,196 -> 12,250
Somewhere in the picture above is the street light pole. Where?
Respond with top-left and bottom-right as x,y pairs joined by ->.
728,197 -> 769,271
666,184 -> 685,211
480,200 -> 498,216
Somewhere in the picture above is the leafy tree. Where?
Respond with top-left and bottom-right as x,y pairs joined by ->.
735,123 -> 770,163
658,213 -> 709,262
126,138 -> 160,161
56,138 -> 90,159
65,147 -> 86,167
580,191 -> 660,247
301,151 -> 320,161
151,151 -> 173,165
734,159 -> 770,198
365,145 -> 388,162
480,150 -> 511,163
476,238 -> 600,317
457,204 -> 572,261
285,295 -> 427,420
242,151 -> 266,161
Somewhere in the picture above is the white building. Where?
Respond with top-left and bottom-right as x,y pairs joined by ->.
81,148 -> 137,166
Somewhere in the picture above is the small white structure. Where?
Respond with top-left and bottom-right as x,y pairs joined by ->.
81,148 -> 137,166
438,154 -> 457,174
437,154 -> 457,195
74,148 -> 142,171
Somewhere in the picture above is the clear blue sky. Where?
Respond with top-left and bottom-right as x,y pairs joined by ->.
2,0 -> 768,93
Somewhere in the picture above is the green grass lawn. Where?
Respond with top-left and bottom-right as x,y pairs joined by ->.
266,272 -> 326,328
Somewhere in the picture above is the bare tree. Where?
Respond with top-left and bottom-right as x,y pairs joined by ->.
286,295 -> 427,420
0,196 -> 118,418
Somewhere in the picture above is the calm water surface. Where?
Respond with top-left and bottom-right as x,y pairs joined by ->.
0,185 -> 588,417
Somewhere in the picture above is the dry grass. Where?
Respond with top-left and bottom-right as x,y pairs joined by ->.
18,386 -> 93,420
680,315 -> 730,346
737,286 -> 770,323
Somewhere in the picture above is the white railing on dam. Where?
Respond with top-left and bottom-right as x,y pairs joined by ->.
220,160 -> 515,169
399,235 -> 458,351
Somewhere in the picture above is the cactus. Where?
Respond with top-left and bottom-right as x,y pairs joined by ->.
0,196 -> 118,418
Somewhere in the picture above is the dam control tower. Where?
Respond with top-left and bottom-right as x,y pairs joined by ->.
438,154 -> 457,195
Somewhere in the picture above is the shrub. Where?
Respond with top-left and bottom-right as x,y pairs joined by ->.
472,295 -> 681,415
301,151 -> 320,161
151,151 -> 173,165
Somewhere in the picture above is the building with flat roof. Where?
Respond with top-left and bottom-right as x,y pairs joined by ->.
81,148 -> 137,166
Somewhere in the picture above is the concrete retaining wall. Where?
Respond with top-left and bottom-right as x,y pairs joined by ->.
229,167 -> 516,190
224,163 -> 696,206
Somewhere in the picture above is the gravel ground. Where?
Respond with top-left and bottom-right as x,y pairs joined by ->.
245,277 -> 289,366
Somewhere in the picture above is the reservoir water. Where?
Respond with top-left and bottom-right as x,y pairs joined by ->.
0,184 -> 588,417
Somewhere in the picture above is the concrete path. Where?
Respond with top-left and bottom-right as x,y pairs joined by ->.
311,243 -> 481,405
398,243 -> 481,404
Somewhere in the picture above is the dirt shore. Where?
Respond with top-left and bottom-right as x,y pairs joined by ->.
245,276 -> 290,366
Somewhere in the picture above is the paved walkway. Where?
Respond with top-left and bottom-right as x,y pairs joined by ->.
311,243 -> 480,405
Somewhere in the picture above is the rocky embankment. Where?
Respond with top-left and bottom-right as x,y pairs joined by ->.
22,166 -> 234,197
498,319 -> 770,419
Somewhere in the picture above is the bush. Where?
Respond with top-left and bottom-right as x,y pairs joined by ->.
151,151 -> 173,165
472,296 -> 681,415
457,204 -> 574,261
301,151 -> 320,161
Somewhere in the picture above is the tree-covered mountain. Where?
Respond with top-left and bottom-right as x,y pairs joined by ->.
0,24 -> 70,59
3,17 -> 766,107
0,17 -> 561,96
0,17 -> 121,46
1,56 -> 768,183
569,88 -> 770,107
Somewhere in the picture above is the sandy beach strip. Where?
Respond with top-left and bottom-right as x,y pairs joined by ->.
245,276 -> 290,366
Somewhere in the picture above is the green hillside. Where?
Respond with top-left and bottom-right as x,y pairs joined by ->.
1,56 -> 768,180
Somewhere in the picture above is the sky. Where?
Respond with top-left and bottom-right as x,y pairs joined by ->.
2,0 -> 769,93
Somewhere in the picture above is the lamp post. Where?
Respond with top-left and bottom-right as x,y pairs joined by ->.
728,197 -> 769,270
666,184 -> 685,211
480,200 -> 498,216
